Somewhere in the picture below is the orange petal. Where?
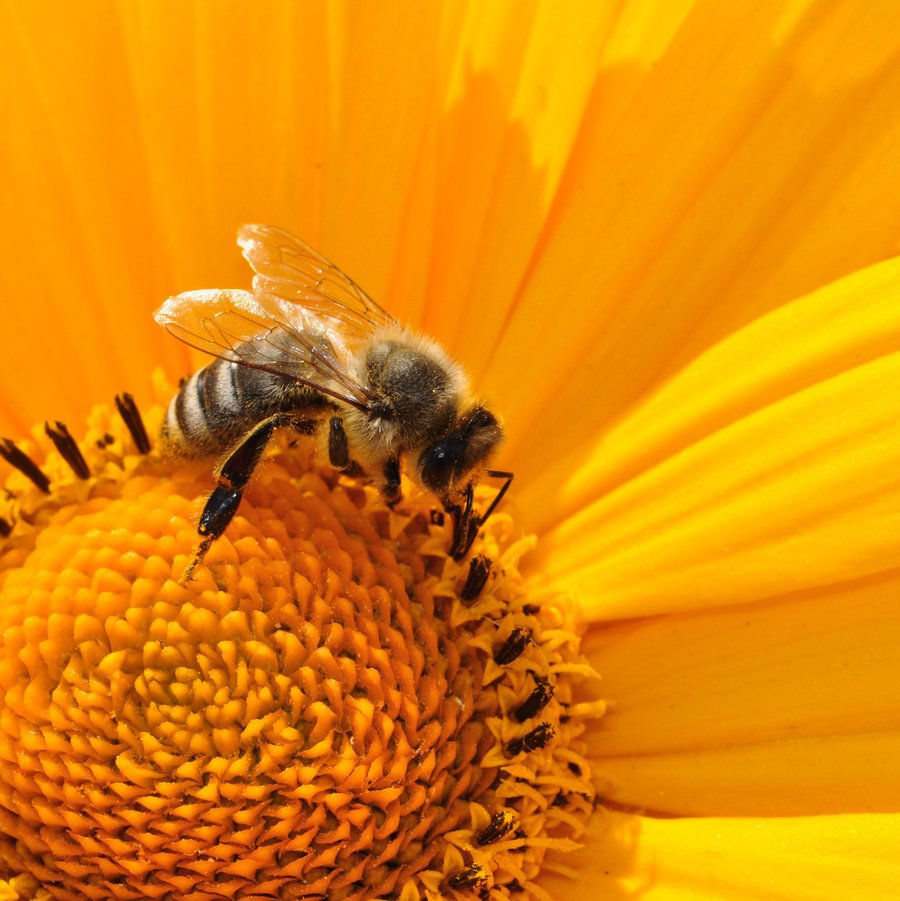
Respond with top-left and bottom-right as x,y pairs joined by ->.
416,1 -> 692,376
580,569 -> 900,814
533,255 -> 900,619
0,0 -> 690,438
538,809 -> 900,900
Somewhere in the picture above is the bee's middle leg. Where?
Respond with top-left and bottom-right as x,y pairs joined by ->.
380,456 -> 402,507
327,415 -> 366,477
185,414 -> 299,580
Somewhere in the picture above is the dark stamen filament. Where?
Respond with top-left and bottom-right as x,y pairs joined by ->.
44,421 -> 90,479
461,554 -> 492,602
476,809 -> 518,846
513,676 -> 554,722
506,722 -> 555,757
444,864 -> 489,891
0,439 -> 50,493
115,393 -> 151,454
494,627 -> 531,665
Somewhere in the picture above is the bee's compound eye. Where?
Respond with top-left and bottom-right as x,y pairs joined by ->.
419,438 -> 464,493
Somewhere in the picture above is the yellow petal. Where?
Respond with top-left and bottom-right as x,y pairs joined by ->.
535,255 -> 900,618
538,809 -> 900,900
580,568 -> 900,814
488,1 -> 900,529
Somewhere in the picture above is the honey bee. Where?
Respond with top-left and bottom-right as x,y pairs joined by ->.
155,225 -> 512,577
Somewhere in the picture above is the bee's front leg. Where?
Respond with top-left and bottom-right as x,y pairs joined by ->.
446,483 -> 477,560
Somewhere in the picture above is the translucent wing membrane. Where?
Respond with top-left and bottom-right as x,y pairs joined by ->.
154,289 -> 375,411
238,224 -> 397,340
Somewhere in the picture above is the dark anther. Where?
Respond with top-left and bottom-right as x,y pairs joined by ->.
461,554 -> 492,602
443,864 -> 489,892
430,509 -> 445,527
513,675 -> 554,722
493,627 -> 531,665
476,809 -> 518,846
551,792 -> 568,808
507,879 -> 525,892
506,722 -> 555,757
0,439 -> 50,493
44,421 -> 90,479
95,432 -> 115,449
115,393 -> 151,454
0,517 -> 11,537
567,761 -> 583,777
522,603 -> 541,615
510,829 -> 527,853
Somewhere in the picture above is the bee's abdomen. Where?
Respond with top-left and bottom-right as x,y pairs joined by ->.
164,359 -> 261,456
164,359 -> 332,457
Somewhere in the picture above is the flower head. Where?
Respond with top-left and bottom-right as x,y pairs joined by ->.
0,381 -> 604,898
3,1 -> 900,898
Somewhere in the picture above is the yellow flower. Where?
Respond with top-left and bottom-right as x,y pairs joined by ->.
2,0 -> 900,898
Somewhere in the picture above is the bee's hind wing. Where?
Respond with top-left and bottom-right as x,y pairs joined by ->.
237,224 -> 398,341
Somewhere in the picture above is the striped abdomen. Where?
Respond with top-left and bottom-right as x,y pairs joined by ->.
163,358 -> 327,456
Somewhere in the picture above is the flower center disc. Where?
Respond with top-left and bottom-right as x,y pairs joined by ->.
0,397 -> 602,900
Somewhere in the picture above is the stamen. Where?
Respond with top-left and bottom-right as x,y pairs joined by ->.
44,421 -> 90,479
0,388 -> 604,898
494,627 -> 531,665
443,864 -> 490,892
476,809 -> 518,845
0,438 -> 50,493
513,675 -> 555,722
461,554 -> 492,602
506,722 -> 555,757
114,392 -> 151,453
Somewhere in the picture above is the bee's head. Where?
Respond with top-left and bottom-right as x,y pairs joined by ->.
417,405 -> 503,499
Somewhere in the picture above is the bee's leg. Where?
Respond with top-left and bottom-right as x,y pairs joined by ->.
448,483 -> 477,560
447,471 -> 514,560
380,456 -> 402,507
183,415 -> 282,581
328,416 -> 350,468
448,472 -> 509,559
327,415 -> 367,478
477,470 -> 515,528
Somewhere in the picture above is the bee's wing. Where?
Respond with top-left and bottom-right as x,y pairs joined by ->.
154,288 -> 377,411
237,224 -> 398,340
